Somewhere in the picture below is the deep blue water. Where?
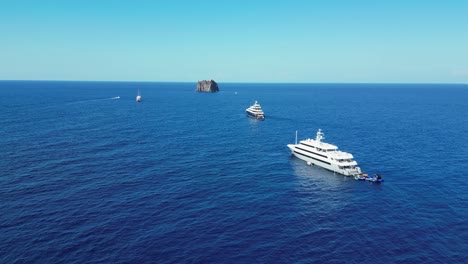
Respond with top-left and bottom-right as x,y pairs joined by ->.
1,81 -> 467,263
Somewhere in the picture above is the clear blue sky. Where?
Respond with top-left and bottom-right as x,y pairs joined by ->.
1,0 -> 467,83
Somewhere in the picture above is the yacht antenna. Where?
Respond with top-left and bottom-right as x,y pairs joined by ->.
295,130 -> 298,145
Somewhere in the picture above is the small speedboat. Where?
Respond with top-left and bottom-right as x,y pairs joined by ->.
365,174 -> 384,183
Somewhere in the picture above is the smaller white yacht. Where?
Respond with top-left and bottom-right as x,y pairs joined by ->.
246,101 -> 265,120
287,129 -> 363,176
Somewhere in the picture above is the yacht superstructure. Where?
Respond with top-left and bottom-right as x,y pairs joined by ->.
287,129 -> 363,176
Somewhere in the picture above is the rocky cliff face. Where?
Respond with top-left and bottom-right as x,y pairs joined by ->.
196,80 -> 219,92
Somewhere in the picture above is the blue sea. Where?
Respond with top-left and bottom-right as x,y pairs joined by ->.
1,81 -> 467,263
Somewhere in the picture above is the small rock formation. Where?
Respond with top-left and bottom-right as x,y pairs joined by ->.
196,80 -> 219,92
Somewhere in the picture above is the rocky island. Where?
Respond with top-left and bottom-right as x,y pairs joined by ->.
196,80 -> 219,92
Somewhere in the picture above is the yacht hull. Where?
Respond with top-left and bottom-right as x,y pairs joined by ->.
246,111 -> 264,120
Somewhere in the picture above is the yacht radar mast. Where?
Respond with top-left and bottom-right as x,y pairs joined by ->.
316,129 -> 325,143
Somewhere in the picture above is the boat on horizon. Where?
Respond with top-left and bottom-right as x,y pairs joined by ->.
287,129 -> 365,177
136,89 -> 141,102
246,100 -> 265,120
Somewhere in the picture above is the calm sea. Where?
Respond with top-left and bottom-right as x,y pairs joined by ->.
1,81 -> 467,263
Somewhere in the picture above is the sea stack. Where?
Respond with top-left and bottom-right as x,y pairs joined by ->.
196,80 -> 219,92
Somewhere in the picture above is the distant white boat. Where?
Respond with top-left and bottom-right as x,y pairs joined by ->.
136,89 -> 141,102
246,100 -> 265,120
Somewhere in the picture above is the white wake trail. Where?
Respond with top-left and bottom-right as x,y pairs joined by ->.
67,96 -> 120,105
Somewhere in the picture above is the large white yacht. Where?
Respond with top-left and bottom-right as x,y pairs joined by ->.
246,101 -> 265,120
287,129 -> 363,176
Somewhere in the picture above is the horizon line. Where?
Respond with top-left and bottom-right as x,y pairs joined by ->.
0,79 -> 466,85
